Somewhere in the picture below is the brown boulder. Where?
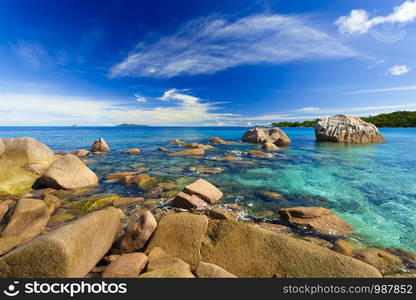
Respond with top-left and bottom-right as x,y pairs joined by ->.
158,147 -> 168,151
0,200 -> 15,223
36,154 -> 99,190
248,150 -> 272,159
209,137 -> 230,145
189,166 -> 224,174
208,208 -> 238,221
72,149 -> 89,157
172,192 -> 207,209
134,174 -> 158,189
354,248 -> 404,275
102,253 -> 148,278
139,247 -> 194,278
0,199 -> 50,256
146,213 -> 381,278
242,127 -> 291,146
195,262 -> 237,278
183,143 -> 214,150
0,207 -> 123,277
333,239 -> 353,256
315,115 -> 385,144
91,138 -> 110,152
169,148 -> 205,156
279,206 -> 353,237
170,139 -> 184,144
118,211 -> 157,252
183,179 -> 223,204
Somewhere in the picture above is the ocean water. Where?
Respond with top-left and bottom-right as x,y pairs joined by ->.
1,126 -> 415,252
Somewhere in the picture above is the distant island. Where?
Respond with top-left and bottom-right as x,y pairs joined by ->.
271,111 -> 416,128
116,124 -> 150,127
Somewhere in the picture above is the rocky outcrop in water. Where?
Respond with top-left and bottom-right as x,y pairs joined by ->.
91,138 -> 110,152
242,127 -> 291,146
279,206 -> 353,237
315,115 -> 385,143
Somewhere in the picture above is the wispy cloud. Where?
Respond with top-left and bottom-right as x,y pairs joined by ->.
134,94 -> 147,102
343,85 -> 416,95
387,64 -> 411,76
0,90 -> 235,126
110,14 -> 357,78
335,0 -> 416,35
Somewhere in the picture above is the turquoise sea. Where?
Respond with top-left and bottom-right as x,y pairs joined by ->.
1,126 -> 415,252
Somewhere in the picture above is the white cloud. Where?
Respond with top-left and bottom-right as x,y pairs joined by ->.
343,85 -> 416,95
134,94 -> 147,102
336,1 -> 416,35
110,14 -> 357,78
387,64 -> 411,76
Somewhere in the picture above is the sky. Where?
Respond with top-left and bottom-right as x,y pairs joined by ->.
1,0 -> 416,126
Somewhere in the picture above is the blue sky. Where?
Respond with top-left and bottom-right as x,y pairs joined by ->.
1,0 -> 416,126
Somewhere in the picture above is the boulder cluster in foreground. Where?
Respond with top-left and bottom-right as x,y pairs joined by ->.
0,116 -> 412,278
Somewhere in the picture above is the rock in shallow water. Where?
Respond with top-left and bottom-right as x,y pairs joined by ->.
0,207 -> 123,278
278,206 -> 353,237
315,115 -> 385,144
195,262 -> 237,278
91,138 -> 110,152
0,160 -> 39,195
146,212 -> 381,278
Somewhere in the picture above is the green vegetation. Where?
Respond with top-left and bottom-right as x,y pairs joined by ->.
271,120 -> 317,127
361,111 -> 416,128
116,124 -> 149,127
271,111 -> 416,128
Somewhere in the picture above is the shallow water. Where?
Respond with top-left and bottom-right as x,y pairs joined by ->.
1,126 -> 415,251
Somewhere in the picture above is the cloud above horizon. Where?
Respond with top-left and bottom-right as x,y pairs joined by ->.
110,14 -> 357,78
335,0 -> 416,35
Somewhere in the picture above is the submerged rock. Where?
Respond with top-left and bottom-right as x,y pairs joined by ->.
315,115 -> 385,143
279,206 -> 353,237
158,147 -> 168,151
242,127 -> 291,146
102,253 -> 148,278
248,150 -> 272,159
146,213 -> 381,278
133,174 -> 158,189
0,137 -> 55,168
333,239 -> 354,256
195,262 -> 237,278
169,148 -> 205,156
0,198 -> 50,256
91,138 -> 110,152
36,154 -> 99,190
0,207 -> 123,278
183,143 -> 214,150
183,179 -> 223,204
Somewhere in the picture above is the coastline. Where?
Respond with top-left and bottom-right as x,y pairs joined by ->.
0,123 -> 415,278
